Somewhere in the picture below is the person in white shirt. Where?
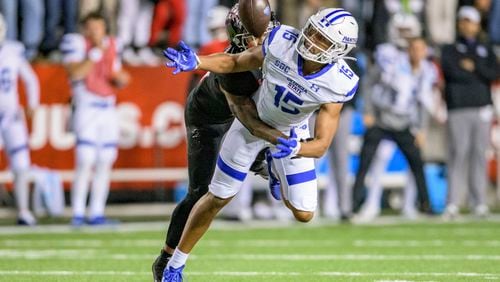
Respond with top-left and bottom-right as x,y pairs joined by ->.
60,12 -> 129,226
0,13 -> 40,225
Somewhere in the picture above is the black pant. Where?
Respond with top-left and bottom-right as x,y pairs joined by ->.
165,120 -> 232,248
352,126 -> 430,212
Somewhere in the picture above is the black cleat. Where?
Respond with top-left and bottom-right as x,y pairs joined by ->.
152,249 -> 171,282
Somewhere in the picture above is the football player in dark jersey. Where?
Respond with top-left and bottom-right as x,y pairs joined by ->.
152,5 -> 282,281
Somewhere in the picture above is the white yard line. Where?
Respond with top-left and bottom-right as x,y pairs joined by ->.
0,270 -> 498,278
3,239 -> 500,248
1,250 -> 500,261
1,216 -> 500,235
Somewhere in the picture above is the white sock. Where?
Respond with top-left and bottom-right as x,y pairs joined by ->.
13,170 -> 30,214
72,164 -> 92,217
167,248 -> 189,269
88,162 -> 112,218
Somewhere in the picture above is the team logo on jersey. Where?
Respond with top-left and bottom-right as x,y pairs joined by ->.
274,59 -> 290,73
309,84 -> 320,93
286,77 -> 307,96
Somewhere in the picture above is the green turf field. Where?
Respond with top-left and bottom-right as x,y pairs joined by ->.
1,219 -> 500,281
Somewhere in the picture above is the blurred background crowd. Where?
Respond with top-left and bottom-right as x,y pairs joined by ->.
0,0 -> 499,225
0,0 -> 498,61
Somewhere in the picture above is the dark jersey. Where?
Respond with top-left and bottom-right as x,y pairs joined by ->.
185,45 -> 262,125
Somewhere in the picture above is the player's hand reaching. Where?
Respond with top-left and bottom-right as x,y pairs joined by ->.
163,41 -> 200,74
272,127 -> 301,159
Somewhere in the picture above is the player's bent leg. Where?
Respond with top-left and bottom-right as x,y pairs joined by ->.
175,160 -> 246,254
164,120 -> 264,280
271,155 -> 318,223
156,122 -> 233,281
163,192 -> 232,282
169,193 -> 231,253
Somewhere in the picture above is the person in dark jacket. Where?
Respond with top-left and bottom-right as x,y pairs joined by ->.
441,6 -> 500,219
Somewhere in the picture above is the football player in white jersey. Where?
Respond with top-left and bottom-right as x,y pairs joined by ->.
162,8 -> 359,280
60,12 -> 130,226
0,13 -> 40,225
352,14 -> 437,220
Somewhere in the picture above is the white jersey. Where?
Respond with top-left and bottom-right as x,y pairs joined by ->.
0,40 -> 40,112
257,25 -> 359,131
374,43 -> 438,110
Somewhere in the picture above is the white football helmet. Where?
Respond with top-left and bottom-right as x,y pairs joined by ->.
387,13 -> 421,48
0,13 -> 6,44
296,8 -> 358,64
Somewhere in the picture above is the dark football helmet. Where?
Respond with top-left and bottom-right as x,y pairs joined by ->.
226,3 -> 279,53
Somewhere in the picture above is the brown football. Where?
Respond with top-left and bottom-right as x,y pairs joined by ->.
238,0 -> 271,37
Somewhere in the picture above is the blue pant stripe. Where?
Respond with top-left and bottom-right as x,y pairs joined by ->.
217,156 -> 247,181
286,169 -> 316,185
76,139 -> 96,147
8,144 -> 28,156
103,143 -> 118,148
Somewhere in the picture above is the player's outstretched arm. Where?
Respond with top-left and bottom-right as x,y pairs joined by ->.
163,41 -> 264,74
221,88 -> 286,144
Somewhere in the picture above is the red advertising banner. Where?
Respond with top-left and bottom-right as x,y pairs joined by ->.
1,64 -> 191,187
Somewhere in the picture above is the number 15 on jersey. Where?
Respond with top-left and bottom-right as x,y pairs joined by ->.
273,85 -> 303,115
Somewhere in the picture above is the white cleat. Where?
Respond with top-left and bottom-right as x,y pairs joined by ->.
442,205 -> 459,221
401,208 -> 419,220
352,207 -> 380,224
474,204 -> 490,218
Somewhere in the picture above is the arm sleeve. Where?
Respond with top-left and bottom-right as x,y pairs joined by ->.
19,59 -> 40,109
60,34 -> 86,64
474,46 -> 500,82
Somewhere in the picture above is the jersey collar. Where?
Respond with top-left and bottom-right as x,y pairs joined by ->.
297,54 -> 333,80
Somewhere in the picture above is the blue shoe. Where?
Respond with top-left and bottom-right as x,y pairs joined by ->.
87,216 -> 120,226
71,216 -> 85,227
162,265 -> 185,282
265,149 -> 281,200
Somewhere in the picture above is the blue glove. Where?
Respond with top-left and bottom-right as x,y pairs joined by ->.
162,41 -> 199,75
272,127 -> 301,159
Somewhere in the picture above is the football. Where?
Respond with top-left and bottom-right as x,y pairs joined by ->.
238,0 -> 271,37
